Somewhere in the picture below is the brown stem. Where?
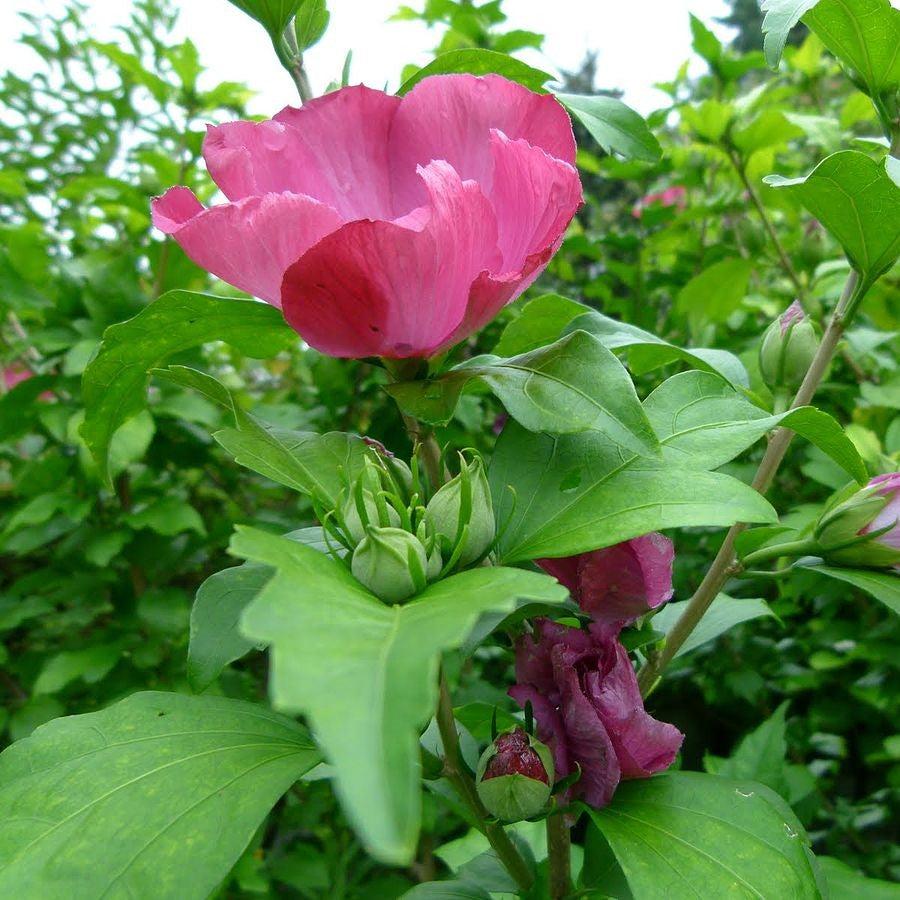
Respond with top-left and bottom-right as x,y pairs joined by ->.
637,270 -> 861,695
436,675 -> 534,891
547,808 -> 572,899
728,150 -> 804,297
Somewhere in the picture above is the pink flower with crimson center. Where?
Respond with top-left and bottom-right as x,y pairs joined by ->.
152,74 -> 582,359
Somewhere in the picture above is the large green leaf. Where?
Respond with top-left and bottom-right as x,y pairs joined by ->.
188,527 -> 330,691
386,331 -> 659,457
80,290 -> 294,484
227,0 -> 300,39
801,564 -> 900,615
652,593 -> 777,659
492,297 -> 747,387
231,527 -> 566,865
760,0 -> 820,67
676,258 -> 754,336
569,311 -> 749,387
397,49 -> 552,94
553,93 -> 661,162
490,420 -> 777,564
817,856 -> 900,899
586,772 -> 820,899
0,692 -> 320,899
765,151 -> 900,293
155,366 -> 368,505
644,370 -> 867,483
804,0 -> 900,96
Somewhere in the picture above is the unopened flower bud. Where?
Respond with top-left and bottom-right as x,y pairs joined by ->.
425,455 -> 495,567
351,526 -> 428,603
476,727 -> 554,822
341,489 -> 400,545
759,302 -> 819,392
815,474 -> 900,568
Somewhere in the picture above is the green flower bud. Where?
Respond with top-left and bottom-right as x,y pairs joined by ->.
814,475 -> 900,568
351,526 -> 428,603
759,302 -> 819,392
341,489 -> 400,545
476,727 -> 554,822
425,454 -> 495,567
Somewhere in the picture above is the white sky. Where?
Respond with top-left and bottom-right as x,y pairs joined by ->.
0,0 -> 735,115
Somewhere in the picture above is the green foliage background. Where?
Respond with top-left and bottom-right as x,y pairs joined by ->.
0,0 -> 898,894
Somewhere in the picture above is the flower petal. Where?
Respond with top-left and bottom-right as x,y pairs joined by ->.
151,187 -> 342,307
280,160 -> 502,357
389,74 -> 577,212
588,641 -> 683,779
487,130 -> 582,273
203,85 -> 401,220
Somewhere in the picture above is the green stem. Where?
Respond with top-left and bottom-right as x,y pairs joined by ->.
435,675 -> 534,891
739,538 -> 820,568
728,149 -> 804,298
547,809 -> 572,899
637,269 -> 863,696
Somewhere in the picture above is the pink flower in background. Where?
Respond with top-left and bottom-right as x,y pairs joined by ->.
3,364 -> 32,391
632,185 -> 687,219
538,532 -> 674,627
510,619 -> 683,808
153,74 -> 581,359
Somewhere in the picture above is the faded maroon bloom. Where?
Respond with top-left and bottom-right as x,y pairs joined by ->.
632,185 -> 686,218
538,533 -> 674,627
153,74 -> 581,359
510,619 -> 683,808
482,728 -> 549,784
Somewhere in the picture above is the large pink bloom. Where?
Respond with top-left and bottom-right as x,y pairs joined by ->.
538,533 -> 675,628
152,75 -> 581,359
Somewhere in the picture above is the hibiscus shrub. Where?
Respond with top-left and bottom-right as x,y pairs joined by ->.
1,0 -> 899,897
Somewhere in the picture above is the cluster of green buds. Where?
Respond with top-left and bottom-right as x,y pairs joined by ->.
320,444 -> 496,604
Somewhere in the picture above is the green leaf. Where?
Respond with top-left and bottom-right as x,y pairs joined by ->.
227,0 -> 300,39
125,496 -> 206,537
760,0 -> 820,67
817,856 -> 900,899
492,293 -> 591,357
0,692 -> 320,899
644,370 -> 867,483
705,702 -> 791,797
804,0 -> 900,96
188,527 -> 331,691
386,331 -> 659,457
676,258 -> 754,336
293,0 -> 329,51
0,375 -> 55,441
32,644 -> 122,695
490,420 -> 776,563
801,564 -> 900,615
569,310 -> 749,387
80,290 -> 294,485
231,526 -> 566,864
652,594 -> 777,658
403,883 -> 493,899
554,93 -> 661,162
690,14 -> 723,65
764,151 -> 900,293
586,772 -> 820,899
397,49 -> 552,94
155,366 -> 368,506
188,565 -> 271,692
732,109 -> 804,154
